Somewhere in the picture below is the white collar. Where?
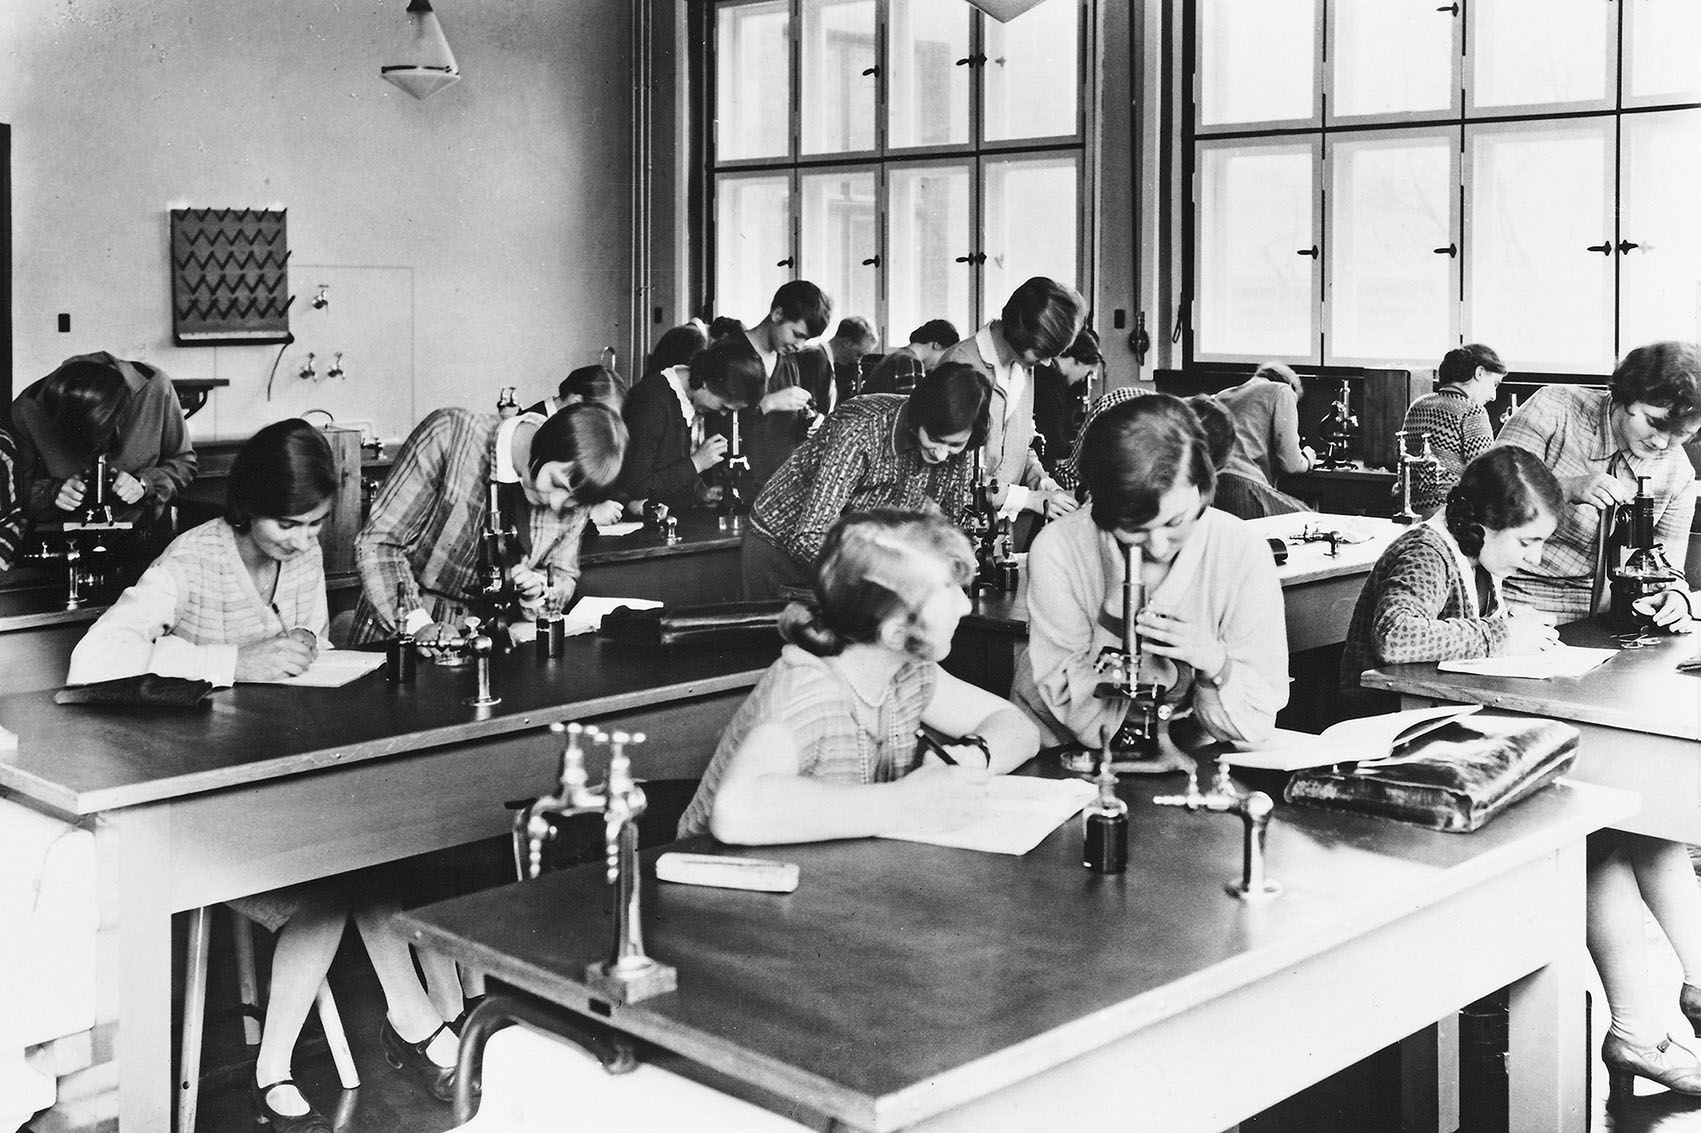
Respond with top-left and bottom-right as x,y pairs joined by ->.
662,366 -> 696,427
493,410 -> 548,484
976,325 -> 1028,421
1421,511 -> 1500,618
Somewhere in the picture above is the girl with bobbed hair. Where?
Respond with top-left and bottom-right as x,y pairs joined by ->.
1497,339 -> 1701,623
351,400 -> 628,646
67,419 -> 474,1126
1012,394 -> 1289,754
1341,445 -> 1701,1106
615,329 -> 760,514
937,276 -> 1087,520
678,509 -> 1039,844
741,363 -> 990,598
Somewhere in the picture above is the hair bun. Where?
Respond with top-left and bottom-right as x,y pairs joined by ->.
777,599 -> 844,656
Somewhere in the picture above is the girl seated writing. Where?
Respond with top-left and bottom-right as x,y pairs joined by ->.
68,420 -> 470,1129
677,509 -> 1039,844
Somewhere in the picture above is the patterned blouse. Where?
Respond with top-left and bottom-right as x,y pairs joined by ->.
1054,386 -> 1153,493
747,394 -> 974,568
676,644 -> 938,839
1339,519 -> 1509,691
1402,388 -> 1493,517
349,408 -> 589,642
1495,386 -> 1695,620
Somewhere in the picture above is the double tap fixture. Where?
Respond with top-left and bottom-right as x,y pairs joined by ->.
516,723 -> 678,1003
1153,758 -> 1282,902
1391,429 -> 1438,526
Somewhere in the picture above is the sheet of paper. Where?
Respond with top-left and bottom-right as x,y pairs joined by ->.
562,595 -> 664,636
879,776 -> 1098,856
593,521 -> 644,538
1437,646 -> 1617,680
260,650 -> 389,688
1225,704 -> 1483,771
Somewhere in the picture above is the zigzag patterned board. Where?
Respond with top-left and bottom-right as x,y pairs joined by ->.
170,207 -> 293,345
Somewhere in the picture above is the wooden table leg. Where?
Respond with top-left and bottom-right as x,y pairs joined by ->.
1399,1013 -> 1460,1133
1507,842 -> 1588,1133
104,807 -> 176,1130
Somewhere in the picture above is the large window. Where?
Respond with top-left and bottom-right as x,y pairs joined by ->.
710,0 -> 1089,347
1189,0 -> 1701,373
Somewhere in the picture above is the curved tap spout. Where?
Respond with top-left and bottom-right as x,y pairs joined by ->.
1153,759 -> 1282,901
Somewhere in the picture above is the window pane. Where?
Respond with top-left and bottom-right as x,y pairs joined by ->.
888,0 -> 970,148
802,0 -> 877,155
1328,134 -> 1455,362
1626,0 -> 1701,105
984,156 -> 1079,314
888,163 -> 972,344
983,1 -> 1079,142
800,170 -> 879,335
1469,0 -> 1612,111
1197,0 -> 1316,128
1196,142 -> 1317,358
716,1 -> 791,161
715,175 -> 793,322
1620,110 -> 1701,349
1331,2 -> 1456,119
1465,123 -> 1614,374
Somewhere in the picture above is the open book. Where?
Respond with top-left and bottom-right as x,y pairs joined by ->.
878,776 -> 1098,856
1436,645 -> 1616,680
1224,704 -> 1482,772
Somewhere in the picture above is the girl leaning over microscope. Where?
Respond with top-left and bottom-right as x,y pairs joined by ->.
676,508 -> 1040,845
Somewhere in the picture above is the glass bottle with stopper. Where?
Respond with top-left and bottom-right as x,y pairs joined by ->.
1082,754 -> 1128,874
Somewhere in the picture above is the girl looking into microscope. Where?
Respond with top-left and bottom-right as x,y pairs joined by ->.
677,508 -> 1039,844
1012,394 -> 1289,754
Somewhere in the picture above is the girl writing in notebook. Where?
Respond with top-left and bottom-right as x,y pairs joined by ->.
676,509 -> 1039,844
1342,445 -> 1701,1105
67,421 -> 471,1128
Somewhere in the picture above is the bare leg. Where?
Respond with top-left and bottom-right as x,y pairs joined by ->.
417,949 -> 465,1020
1590,842 -> 1666,1046
352,902 -> 457,1068
254,899 -> 348,1116
1628,835 -> 1701,985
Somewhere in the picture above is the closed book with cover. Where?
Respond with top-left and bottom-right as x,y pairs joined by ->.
1283,715 -> 1579,833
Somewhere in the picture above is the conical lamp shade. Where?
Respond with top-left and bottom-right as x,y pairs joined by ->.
381,0 -> 460,100
966,0 -> 1053,21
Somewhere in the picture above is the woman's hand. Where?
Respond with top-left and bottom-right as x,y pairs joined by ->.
759,387 -> 812,415
54,476 -> 87,511
110,470 -> 146,504
1036,489 -> 1079,518
588,500 -> 626,527
692,434 -> 729,471
1560,472 -> 1633,511
1134,605 -> 1227,682
890,762 -> 991,834
235,634 -> 316,681
1502,606 -> 1561,653
1634,588 -> 1695,632
508,565 -> 548,607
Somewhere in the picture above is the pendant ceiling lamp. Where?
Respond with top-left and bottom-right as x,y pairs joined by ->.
381,0 -> 460,100
965,0 -> 1053,21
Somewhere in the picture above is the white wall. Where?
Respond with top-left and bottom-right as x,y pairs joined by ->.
0,0 -> 638,444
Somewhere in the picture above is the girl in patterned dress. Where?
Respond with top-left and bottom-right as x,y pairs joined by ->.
68,421 -> 469,1129
678,509 -> 1039,843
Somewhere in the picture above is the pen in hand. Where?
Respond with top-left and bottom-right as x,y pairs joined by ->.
915,728 -> 958,766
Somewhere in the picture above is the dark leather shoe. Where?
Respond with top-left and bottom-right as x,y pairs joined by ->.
1681,983 -> 1701,1037
448,993 -> 487,1037
1602,1031 -> 1701,1107
251,1078 -> 333,1132
379,1018 -> 457,1103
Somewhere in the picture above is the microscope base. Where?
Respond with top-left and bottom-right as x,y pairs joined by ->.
463,694 -> 502,707
1226,878 -> 1283,902
585,957 -> 678,1004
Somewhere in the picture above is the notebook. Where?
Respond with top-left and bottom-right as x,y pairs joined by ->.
1436,645 -> 1616,680
261,650 -> 389,688
1224,704 -> 1483,772
879,776 -> 1098,856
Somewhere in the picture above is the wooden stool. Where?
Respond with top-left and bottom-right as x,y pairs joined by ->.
176,906 -> 360,1133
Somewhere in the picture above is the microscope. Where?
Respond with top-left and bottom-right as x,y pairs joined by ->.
474,481 -> 521,641
1153,757 -> 1282,901
25,452 -> 136,609
717,414 -> 752,533
965,448 -> 1019,593
516,723 -> 677,1003
1062,542 -> 1175,775
1391,428 -> 1438,525
1607,475 -> 1680,633
1313,382 -> 1359,470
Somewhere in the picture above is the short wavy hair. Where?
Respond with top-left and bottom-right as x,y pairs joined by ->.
1080,394 -> 1216,532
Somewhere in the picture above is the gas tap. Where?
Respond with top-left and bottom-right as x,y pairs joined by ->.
1153,758 -> 1282,902
516,724 -> 678,1003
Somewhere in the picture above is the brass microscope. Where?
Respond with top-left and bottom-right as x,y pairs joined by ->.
966,447 -> 1019,594
515,723 -> 677,1003
23,452 -> 137,609
1607,475 -> 1680,633
716,413 -> 752,533
1313,381 -> 1359,470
